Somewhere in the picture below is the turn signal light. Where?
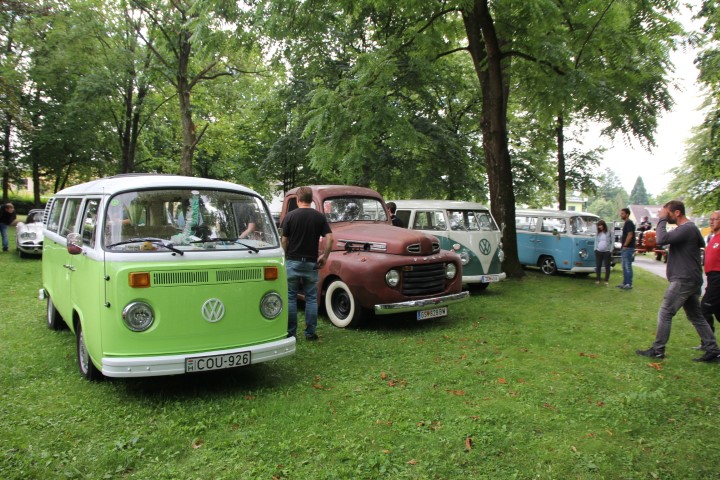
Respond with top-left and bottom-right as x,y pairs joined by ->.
264,267 -> 279,281
129,272 -> 151,288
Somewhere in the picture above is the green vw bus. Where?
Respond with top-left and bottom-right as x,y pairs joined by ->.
41,175 -> 294,380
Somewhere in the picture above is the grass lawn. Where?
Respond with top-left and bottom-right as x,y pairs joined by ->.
2,227 -> 719,479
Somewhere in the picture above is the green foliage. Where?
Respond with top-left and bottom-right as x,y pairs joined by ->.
629,176 -> 650,204
3,251 -> 720,478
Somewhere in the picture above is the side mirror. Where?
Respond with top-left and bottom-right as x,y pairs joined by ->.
66,232 -> 83,255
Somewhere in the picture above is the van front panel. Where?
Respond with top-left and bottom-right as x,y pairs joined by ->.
100,259 -> 288,356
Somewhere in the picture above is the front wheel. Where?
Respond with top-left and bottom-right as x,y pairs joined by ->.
539,256 -> 558,275
76,322 -> 103,381
325,280 -> 364,328
46,295 -> 66,330
468,282 -> 490,292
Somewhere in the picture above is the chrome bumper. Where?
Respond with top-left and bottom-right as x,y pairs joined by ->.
374,291 -> 470,315
101,336 -> 296,378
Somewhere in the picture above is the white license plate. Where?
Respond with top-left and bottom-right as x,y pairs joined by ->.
185,351 -> 251,373
417,307 -> 448,321
480,275 -> 501,283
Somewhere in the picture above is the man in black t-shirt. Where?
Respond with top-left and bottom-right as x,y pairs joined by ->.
0,203 -> 17,252
281,187 -> 333,340
618,207 -> 636,289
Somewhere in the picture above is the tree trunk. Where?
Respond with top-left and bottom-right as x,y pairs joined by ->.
177,29 -> 196,177
2,113 -> 10,202
463,0 -> 524,278
556,114 -> 566,210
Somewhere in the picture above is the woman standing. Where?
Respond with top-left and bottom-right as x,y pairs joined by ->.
595,220 -> 613,285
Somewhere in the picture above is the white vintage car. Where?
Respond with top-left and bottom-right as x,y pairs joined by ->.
16,209 -> 45,257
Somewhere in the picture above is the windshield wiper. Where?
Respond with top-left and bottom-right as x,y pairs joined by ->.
105,238 -> 184,255
189,237 -> 260,253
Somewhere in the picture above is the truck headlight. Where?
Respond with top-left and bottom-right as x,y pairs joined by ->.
578,248 -> 588,259
122,302 -> 155,332
260,292 -> 283,319
385,269 -> 400,287
445,263 -> 457,279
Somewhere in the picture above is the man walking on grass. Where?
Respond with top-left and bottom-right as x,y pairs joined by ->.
636,200 -> 720,362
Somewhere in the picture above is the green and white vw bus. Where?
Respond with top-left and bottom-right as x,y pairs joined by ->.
41,174 -> 294,380
392,200 -> 506,290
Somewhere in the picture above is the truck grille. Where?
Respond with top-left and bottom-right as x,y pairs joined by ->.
402,263 -> 446,295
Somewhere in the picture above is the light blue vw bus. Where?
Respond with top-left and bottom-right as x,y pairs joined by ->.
515,209 -> 599,275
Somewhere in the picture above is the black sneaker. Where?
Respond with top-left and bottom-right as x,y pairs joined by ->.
692,350 -> 720,362
305,334 -> 319,341
635,348 -> 665,359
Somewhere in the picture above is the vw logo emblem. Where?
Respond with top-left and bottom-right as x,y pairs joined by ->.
478,239 -> 492,255
201,298 -> 225,323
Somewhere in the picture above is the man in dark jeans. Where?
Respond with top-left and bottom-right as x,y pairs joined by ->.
636,200 -> 720,362
281,187 -> 333,340
617,207 -> 635,289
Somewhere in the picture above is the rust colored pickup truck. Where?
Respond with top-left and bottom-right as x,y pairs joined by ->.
279,186 -> 469,328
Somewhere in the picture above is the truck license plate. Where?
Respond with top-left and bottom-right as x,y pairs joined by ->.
417,307 -> 448,321
185,351 -> 251,373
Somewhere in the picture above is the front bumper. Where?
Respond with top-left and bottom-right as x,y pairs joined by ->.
101,336 -> 296,377
463,272 -> 507,284
17,243 -> 43,255
374,291 -> 469,315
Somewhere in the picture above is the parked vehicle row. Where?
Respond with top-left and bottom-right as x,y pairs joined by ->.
37,175 -> 632,381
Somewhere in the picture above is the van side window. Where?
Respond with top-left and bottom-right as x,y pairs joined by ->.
81,200 -> 100,246
46,198 -> 65,233
515,215 -> 537,232
413,211 -> 446,230
59,198 -> 82,237
541,217 -> 566,233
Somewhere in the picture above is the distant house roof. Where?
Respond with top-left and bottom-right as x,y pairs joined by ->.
629,205 -> 661,227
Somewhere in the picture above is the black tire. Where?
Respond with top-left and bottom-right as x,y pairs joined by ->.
539,256 -> 558,275
325,280 -> 364,328
468,282 -> 490,292
76,322 -> 103,381
46,295 -> 67,330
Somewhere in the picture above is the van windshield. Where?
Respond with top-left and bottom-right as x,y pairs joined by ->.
570,216 -> 598,235
448,210 -> 498,231
103,189 -> 279,252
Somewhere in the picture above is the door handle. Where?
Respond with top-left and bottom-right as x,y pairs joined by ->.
63,264 -> 76,271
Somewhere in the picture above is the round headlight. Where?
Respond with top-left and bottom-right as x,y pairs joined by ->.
260,292 -> 283,319
497,247 -> 505,263
458,251 -> 470,265
445,263 -> 457,280
385,269 -> 400,287
578,248 -> 588,259
122,302 -> 155,332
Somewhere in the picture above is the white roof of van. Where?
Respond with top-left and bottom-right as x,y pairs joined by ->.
515,208 -> 599,219
53,174 -> 258,197
390,200 -> 490,210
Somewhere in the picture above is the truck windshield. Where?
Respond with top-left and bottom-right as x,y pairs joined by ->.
103,189 -> 279,251
323,197 -> 388,223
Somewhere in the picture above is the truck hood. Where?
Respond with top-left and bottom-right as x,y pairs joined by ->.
330,223 -> 440,256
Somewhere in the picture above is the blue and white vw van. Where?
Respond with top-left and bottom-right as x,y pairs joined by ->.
392,200 -> 506,290
41,174 -> 295,380
515,209 -> 599,275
